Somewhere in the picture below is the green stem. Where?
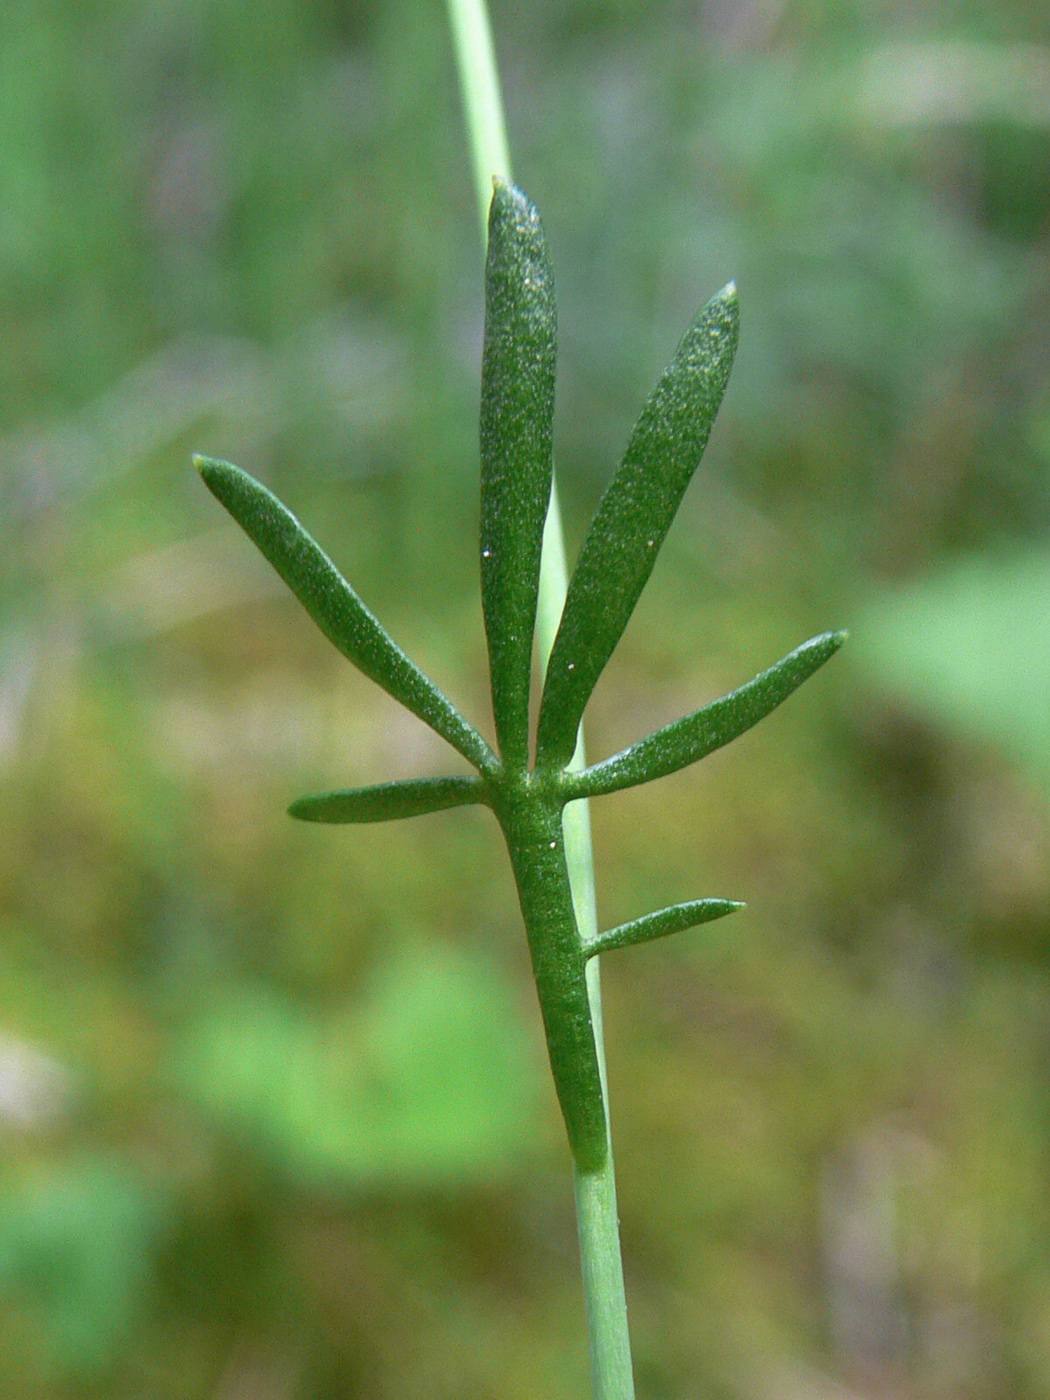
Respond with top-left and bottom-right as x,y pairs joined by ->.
445,0 -> 513,238
445,4 -> 635,1395
574,1162 -> 633,1395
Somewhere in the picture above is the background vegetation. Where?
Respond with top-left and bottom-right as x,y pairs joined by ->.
3,0 -> 1050,1395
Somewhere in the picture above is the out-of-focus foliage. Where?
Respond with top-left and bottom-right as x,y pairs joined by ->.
180,943 -> 540,1188
859,549 -> 1050,783
3,0 -> 1050,1397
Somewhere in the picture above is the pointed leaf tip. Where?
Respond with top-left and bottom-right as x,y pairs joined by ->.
567,629 -> 845,799
586,897 -> 744,958
288,776 -> 487,824
194,454 -> 495,773
536,283 -> 740,769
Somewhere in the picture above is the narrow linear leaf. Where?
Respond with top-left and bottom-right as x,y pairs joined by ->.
585,899 -> 743,959
288,776 -> 488,824
566,630 -> 846,800
480,181 -> 557,771
196,457 -> 495,773
536,284 -> 740,769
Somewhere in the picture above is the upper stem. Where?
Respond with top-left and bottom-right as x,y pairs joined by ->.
445,0 -> 513,235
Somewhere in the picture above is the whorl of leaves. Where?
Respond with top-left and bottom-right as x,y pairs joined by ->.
198,180 -> 843,1166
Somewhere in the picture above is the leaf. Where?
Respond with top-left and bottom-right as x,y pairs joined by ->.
289,775 -> 487,823
480,181 -> 557,771
585,898 -> 743,958
196,456 -> 494,773
566,630 -> 846,800
535,284 -> 740,769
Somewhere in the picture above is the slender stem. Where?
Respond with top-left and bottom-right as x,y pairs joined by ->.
574,1163 -> 633,1394
445,5 -> 635,1395
445,0 -> 513,236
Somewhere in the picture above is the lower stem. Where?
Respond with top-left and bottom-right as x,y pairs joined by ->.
576,940 -> 632,1400
568,803 -> 634,1400
574,1155 -> 634,1400
542,462 -> 636,1398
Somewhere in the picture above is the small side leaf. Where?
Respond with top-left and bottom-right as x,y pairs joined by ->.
536,284 -> 739,769
196,457 -> 495,773
566,630 -> 846,800
289,776 -> 487,824
585,899 -> 743,959
480,181 -> 557,771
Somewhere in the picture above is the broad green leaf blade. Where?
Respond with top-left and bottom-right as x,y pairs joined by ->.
586,899 -> 743,959
196,457 -> 495,773
566,630 -> 845,800
536,284 -> 740,769
480,181 -> 557,771
288,776 -> 487,824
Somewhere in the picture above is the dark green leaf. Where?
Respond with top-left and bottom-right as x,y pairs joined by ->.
479,182 -> 557,771
536,284 -> 739,769
565,630 -> 846,800
196,456 -> 495,773
288,776 -> 488,824
585,899 -> 743,959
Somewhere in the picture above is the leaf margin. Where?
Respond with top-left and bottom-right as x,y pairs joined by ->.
563,629 -> 847,801
196,455 -> 496,774
585,898 -> 744,959
535,282 -> 740,770
289,775 -> 489,824
479,179 -> 557,771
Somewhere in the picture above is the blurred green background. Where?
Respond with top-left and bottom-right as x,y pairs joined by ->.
3,0 -> 1050,1395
